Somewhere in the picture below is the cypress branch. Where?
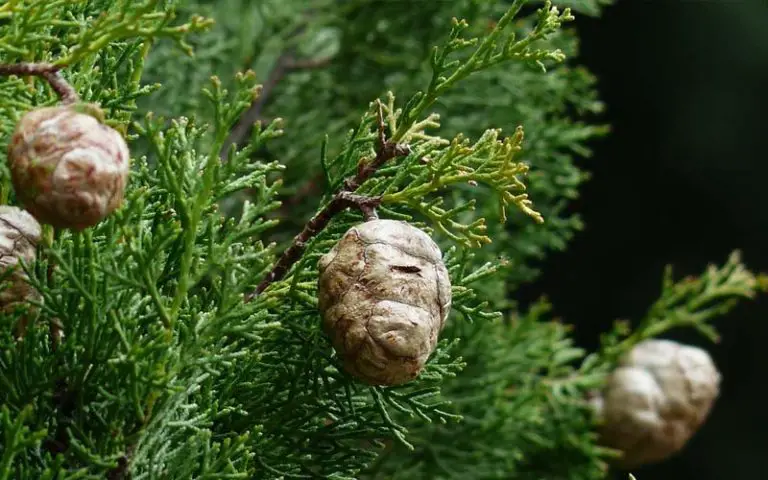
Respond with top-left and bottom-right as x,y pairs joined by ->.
0,63 -> 78,104
246,100 -> 411,300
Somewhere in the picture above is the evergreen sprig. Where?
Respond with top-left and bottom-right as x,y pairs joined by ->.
0,0 -> 212,64
139,1 -> 607,296
392,0 -> 573,142
381,125 -> 542,248
582,250 -> 766,373
363,250 -> 765,480
249,1 -> 573,296
0,406 -> 47,480
0,60 -> 286,477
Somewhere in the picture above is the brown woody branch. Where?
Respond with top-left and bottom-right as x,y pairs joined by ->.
245,101 -> 410,301
0,62 -> 79,104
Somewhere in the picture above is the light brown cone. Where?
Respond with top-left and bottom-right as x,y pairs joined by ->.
8,105 -> 130,230
593,339 -> 721,468
317,219 -> 452,385
0,206 -> 42,337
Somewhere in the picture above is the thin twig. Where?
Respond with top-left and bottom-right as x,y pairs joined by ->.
42,70 -> 79,104
0,62 -> 79,104
340,192 -> 380,221
219,54 -> 333,161
245,101 -> 410,301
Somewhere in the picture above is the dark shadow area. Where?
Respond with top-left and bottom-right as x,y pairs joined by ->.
519,1 -> 768,478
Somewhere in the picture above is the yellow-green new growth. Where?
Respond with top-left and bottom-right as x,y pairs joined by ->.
333,2 -> 572,249
383,127 -> 542,248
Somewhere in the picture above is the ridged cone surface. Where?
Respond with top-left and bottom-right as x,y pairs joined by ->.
318,220 -> 452,385
0,206 -> 42,336
8,105 -> 130,230
594,339 -> 721,468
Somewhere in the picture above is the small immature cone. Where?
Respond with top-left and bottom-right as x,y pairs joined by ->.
8,105 -> 130,230
593,339 -> 721,468
317,219 -> 452,385
0,206 -> 42,336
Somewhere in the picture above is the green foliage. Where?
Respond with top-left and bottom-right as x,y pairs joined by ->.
0,406 -> 47,480
140,0 -> 608,288
0,0 -> 762,479
582,250 -> 765,374
363,299 -> 609,480
360,251 -> 764,480
0,0 -> 210,203
381,124 -> 541,247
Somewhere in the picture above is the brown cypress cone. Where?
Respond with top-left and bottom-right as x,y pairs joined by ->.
317,219 -> 452,385
8,104 -> 130,230
0,206 -> 42,337
591,339 -> 721,468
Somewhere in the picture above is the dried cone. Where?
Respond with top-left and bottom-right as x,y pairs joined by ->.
593,339 -> 721,468
8,104 -> 130,230
318,219 -> 452,385
0,206 -> 42,336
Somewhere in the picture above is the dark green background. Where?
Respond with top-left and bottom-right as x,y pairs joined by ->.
521,1 -> 768,478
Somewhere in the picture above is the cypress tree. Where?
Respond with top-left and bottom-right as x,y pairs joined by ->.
0,1 -> 761,478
